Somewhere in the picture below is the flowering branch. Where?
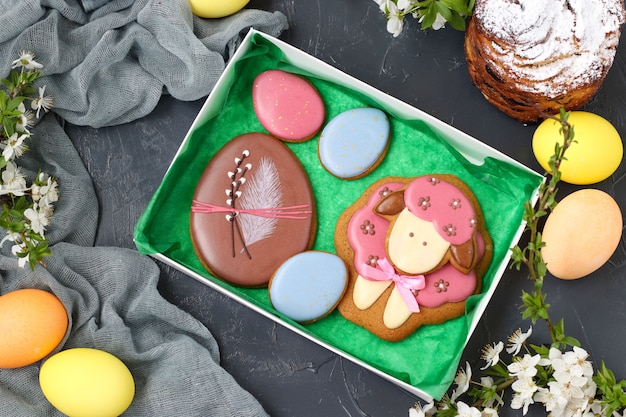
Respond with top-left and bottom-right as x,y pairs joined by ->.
0,51 -> 58,269
510,109 -> 577,348
409,110 -> 626,417
374,0 -> 474,36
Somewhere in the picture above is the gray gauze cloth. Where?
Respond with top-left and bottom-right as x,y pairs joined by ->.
0,119 -> 272,417
0,0 -> 289,415
0,0 -> 288,127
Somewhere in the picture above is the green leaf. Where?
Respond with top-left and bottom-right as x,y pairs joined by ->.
419,5 -> 437,29
0,78 -> 13,91
3,115 -> 16,137
560,336 -> 580,347
535,260 -> 548,277
520,290 -> 550,323
446,11 -> 467,30
530,344 -> 550,357
442,0 -> 471,14
509,245 -> 526,270
436,404 -> 459,417
6,96 -> 25,111
434,0 -> 453,20
0,89 -> 7,111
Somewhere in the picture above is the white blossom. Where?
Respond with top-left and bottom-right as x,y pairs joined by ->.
481,407 -> 499,417
0,161 -> 28,196
1,52 -> 56,269
32,173 -> 58,208
456,401 -> 482,417
551,350 -> 590,400
511,376 -> 538,415
2,132 -> 28,161
11,50 -> 43,70
506,327 -> 532,355
507,354 -> 541,378
567,347 -> 595,378
480,341 -> 504,370
534,386 -> 568,416
24,204 -> 50,236
580,400 -> 603,417
409,401 -> 436,417
10,243 -> 29,268
31,85 -> 54,118
16,103 -> 34,134
0,231 -> 20,247
385,1 -> 404,37
374,0 -> 386,12
418,11 -> 447,30
451,361 -> 472,401
433,13 -> 447,30
397,0 -> 412,13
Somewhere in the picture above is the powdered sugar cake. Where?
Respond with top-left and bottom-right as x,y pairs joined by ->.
465,0 -> 626,122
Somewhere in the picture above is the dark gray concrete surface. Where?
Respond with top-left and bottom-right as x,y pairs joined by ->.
65,1 -> 626,416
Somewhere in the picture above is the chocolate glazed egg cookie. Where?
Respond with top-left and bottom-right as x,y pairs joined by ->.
335,175 -> 493,342
190,133 -> 316,287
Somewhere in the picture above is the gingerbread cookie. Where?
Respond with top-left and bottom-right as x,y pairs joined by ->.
268,251 -> 348,323
335,175 -> 493,342
318,108 -> 390,179
252,70 -> 325,142
190,133 -> 316,287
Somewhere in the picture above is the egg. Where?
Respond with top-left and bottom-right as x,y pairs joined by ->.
189,0 -> 249,18
268,251 -> 348,323
0,288 -> 68,368
40,348 -> 135,417
318,108 -> 390,179
541,189 -> 622,280
532,111 -> 623,185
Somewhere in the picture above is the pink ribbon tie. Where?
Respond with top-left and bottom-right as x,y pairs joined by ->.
361,258 -> 424,313
191,200 -> 312,220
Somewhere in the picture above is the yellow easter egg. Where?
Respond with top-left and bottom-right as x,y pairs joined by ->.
532,111 -> 623,185
189,0 -> 250,18
40,348 -> 135,417
0,289 -> 68,369
541,189 -> 622,280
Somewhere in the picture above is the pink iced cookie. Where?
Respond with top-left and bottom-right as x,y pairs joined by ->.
252,70 -> 325,142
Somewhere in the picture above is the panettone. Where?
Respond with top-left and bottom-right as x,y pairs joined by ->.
465,0 -> 626,123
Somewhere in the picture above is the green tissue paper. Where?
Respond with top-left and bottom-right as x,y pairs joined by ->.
134,33 -> 542,400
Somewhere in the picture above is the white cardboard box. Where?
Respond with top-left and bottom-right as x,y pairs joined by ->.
135,29 -> 543,401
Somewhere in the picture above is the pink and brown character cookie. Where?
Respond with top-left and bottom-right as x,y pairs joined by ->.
335,175 -> 493,341
190,133 -> 316,287
252,70 -> 325,142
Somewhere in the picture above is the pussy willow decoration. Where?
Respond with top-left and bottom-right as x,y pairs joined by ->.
0,51 -> 58,269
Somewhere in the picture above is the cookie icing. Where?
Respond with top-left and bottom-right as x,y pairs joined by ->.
190,133 -> 316,287
346,176 -> 486,329
269,251 -> 348,323
318,108 -> 390,179
252,70 -> 325,142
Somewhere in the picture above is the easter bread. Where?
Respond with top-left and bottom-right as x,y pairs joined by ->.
465,0 -> 626,123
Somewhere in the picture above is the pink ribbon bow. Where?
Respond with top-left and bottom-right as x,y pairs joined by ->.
361,258 -> 425,313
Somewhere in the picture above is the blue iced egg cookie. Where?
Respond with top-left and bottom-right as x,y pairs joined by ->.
269,251 -> 348,323
318,108 -> 390,179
